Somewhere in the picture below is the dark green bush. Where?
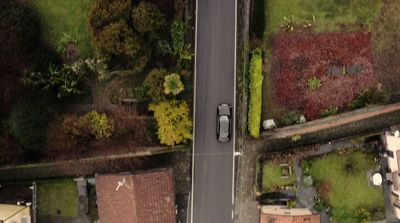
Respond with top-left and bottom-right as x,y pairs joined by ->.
278,111 -> 301,126
23,63 -> 86,99
132,1 -> 166,35
89,0 -> 167,75
248,48 -> 263,138
250,0 -> 265,39
7,99 -> 51,154
144,68 -> 168,102
349,89 -> 372,110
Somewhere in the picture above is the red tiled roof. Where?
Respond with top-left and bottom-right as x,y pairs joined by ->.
260,212 -> 320,223
96,169 -> 176,223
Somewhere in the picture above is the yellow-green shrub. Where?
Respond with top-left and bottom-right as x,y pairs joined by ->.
248,48 -> 263,138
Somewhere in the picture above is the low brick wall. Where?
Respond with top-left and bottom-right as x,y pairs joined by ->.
0,146 -> 183,181
256,103 -> 400,151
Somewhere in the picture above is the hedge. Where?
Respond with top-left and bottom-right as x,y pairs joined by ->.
248,48 -> 263,138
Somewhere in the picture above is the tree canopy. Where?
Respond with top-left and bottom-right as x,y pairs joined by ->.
149,100 -> 192,146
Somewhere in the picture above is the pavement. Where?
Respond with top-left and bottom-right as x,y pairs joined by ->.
191,0 -> 236,222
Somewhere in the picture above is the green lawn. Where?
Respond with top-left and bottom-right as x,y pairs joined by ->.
264,0 -> 383,38
37,179 -> 80,218
262,162 -> 296,191
23,0 -> 95,58
309,151 -> 384,223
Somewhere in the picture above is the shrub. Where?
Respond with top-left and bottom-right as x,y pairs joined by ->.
89,0 -> 151,74
62,111 -> 113,144
149,100 -> 192,146
164,73 -> 184,95
108,89 -> 119,104
95,20 -> 142,57
7,99 -> 51,154
144,68 -> 168,101
23,63 -> 86,99
248,48 -> 263,138
132,2 -> 166,35
320,106 -> 338,118
83,111 -> 114,139
314,193 -> 328,213
89,0 -> 132,34
355,207 -> 371,223
56,33 -> 78,55
171,20 -> 186,56
291,135 -> 301,142
370,206 -> 385,221
278,111 -> 301,126
307,77 -> 322,90
349,89 -> 373,110
301,159 -> 312,174
158,20 -> 192,64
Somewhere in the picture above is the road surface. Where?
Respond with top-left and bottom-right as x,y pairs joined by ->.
191,0 -> 236,222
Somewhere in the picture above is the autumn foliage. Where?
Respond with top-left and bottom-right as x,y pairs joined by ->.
149,100 -> 192,146
272,32 -> 377,119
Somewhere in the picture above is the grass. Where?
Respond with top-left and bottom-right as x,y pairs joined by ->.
37,179 -> 79,218
262,162 -> 296,191
264,0 -> 383,38
309,151 -> 384,223
23,0 -> 95,58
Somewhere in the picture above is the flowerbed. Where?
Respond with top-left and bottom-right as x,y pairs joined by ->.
272,32 -> 377,119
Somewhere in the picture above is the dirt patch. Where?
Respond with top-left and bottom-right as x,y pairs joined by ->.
271,32 -> 376,119
317,180 -> 331,199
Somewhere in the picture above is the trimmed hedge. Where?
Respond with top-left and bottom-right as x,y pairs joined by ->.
248,48 -> 263,138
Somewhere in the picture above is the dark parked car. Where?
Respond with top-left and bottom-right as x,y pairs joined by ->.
217,104 -> 232,142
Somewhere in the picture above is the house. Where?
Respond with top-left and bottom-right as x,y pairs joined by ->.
95,168 -> 176,223
260,205 -> 320,223
0,204 -> 31,223
383,131 -> 400,219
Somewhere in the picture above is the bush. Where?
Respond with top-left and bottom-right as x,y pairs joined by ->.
355,207 -> 371,223
84,111 -> 114,139
307,77 -> 322,90
278,111 -> 301,126
149,100 -> 192,146
349,89 -> 373,110
132,2 -> 166,35
62,111 -> 113,144
56,33 -> 78,55
144,68 -> 168,101
314,193 -> 328,212
158,20 -> 192,65
320,106 -> 338,118
89,0 -> 132,34
7,99 -> 51,154
23,63 -> 86,99
248,48 -> 263,138
164,73 -> 184,95
301,159 -> 312,174
89,0 -> 152,74
95,20 -> 142,57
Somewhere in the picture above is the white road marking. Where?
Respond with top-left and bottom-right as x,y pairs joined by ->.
190,0 -> 199,221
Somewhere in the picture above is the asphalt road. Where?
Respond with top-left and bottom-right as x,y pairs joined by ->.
191,0 -> 236,222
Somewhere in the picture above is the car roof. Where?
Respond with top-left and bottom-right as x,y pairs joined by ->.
219,116 -> 230,138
